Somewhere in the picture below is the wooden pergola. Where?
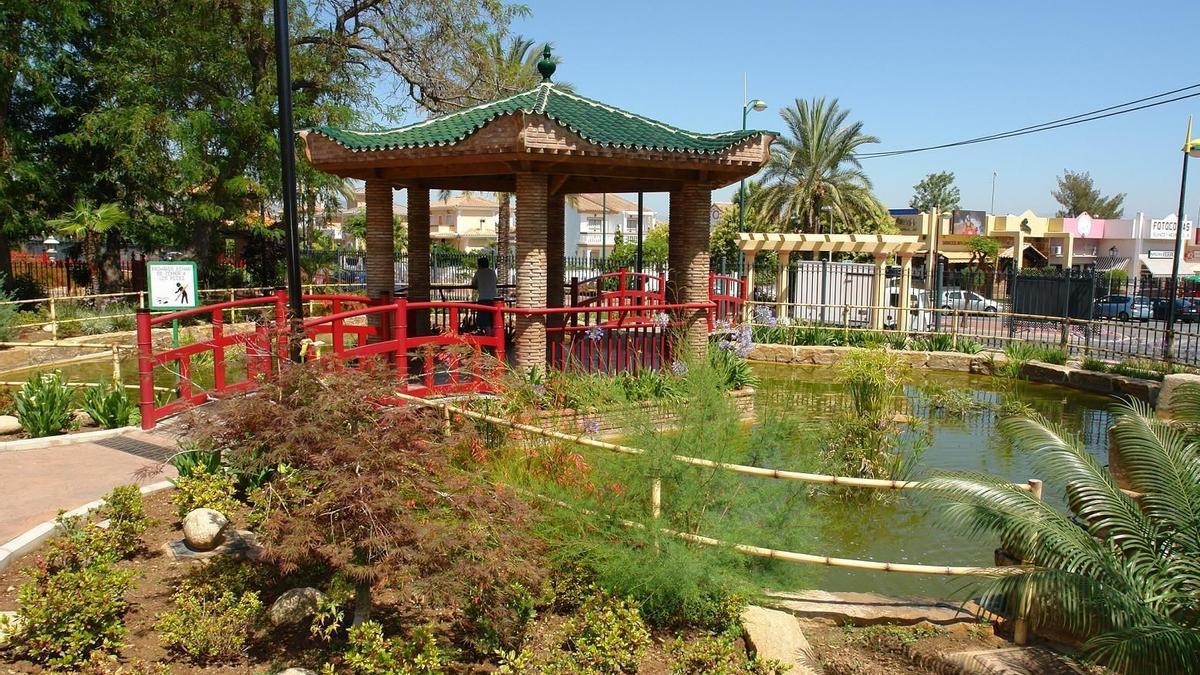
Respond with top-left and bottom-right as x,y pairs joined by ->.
300,51 -> 775,369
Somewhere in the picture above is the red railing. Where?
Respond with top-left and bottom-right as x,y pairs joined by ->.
136,278 -> 739,428
709,272 -> 746,324
571,269 -> 666,309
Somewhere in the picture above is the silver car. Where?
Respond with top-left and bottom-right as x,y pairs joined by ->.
939,289 -> 999,313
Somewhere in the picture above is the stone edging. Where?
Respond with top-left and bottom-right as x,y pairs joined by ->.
748,344 -> 999,375
0,426 -> 140,454
0,481 -> 174,573
747,343 -> 1163,405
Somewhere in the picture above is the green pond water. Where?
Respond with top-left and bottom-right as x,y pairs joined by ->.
750,363 -> 1112,598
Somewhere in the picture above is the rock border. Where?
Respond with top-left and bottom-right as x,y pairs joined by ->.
0,425 -> 140,454
748,344 -> 1163,405
0,480 -> 174,573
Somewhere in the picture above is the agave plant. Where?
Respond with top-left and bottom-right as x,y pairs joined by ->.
929,390 -> 1200,674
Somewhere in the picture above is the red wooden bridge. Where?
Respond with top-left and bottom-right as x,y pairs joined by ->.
135,271 -> 744,429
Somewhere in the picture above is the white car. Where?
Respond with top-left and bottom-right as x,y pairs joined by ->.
939,289 -> 999,313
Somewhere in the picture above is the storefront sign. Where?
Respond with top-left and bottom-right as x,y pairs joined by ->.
1147,250 -> 1175,259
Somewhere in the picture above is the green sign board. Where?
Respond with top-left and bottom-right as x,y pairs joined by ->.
146,261 -> 198,310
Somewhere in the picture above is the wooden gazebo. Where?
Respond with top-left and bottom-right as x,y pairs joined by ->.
299,50 -> 775,369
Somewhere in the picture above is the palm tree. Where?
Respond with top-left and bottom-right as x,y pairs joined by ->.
929,393 -> 1200,674
756,97 -> 886,233
48,200 -> 128,294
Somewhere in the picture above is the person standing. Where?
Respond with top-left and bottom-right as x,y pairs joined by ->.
471,256 -> 497,334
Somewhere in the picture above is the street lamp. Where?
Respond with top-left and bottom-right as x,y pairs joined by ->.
738,99 -> 768,233
1163,115 -> 1200,360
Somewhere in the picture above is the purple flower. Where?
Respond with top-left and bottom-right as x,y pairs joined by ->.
652,312 -> 671,328
585,325 -> 605,341
581,417 -> 601,435
714,318 -> 732,332
753,305 -> 777,328
670,360 -> 689,376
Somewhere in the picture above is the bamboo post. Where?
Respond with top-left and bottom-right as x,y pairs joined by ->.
1060,317 -> 1070,351
651,478 -> 662,520
110,344 -> 121,383
951,308 -> 960,350
442,401 -> 452,437
842,302 -> 850,341
1014,478 -> 1043,645
49,297 -> 58,343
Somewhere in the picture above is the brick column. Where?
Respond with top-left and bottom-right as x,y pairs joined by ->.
668,184 -> 712,356
407,187 -> 431,335
364,181 -> 394,336
514,174 -> 548,371
546,192 -> 566,361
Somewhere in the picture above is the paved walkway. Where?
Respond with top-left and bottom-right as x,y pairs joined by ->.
0,429 -> 180,543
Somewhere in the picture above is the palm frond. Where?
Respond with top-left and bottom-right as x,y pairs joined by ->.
1085,623 -> 1200,675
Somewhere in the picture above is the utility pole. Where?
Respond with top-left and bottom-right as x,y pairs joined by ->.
990,171 -> 997,215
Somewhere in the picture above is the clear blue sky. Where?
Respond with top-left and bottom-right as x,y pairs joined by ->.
500,0 -> 1200,221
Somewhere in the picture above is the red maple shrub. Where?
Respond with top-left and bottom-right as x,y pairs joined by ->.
196,362 -> 546,638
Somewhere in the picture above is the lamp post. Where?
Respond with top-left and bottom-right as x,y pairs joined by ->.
738,99 -> 768,233
1163,116 -> 1200,361
273,0 -> 303,361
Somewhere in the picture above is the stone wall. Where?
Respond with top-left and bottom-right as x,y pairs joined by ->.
747,344 -> 999,375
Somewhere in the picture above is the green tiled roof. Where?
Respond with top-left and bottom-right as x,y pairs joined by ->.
310,84 -> 775,155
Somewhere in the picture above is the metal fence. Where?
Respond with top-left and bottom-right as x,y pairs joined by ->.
750,261 -> 1200,366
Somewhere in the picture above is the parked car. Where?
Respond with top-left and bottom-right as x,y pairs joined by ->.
938,289 -> 999,313
1093,295 -> 1152,322
1152,298 -> 1200,322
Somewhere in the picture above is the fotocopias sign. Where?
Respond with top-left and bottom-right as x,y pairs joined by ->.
146,261 -> 198,310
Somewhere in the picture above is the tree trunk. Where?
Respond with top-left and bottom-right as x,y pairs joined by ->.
352,580 -> 372,627
100,228 -> 123,292
84,233 -> 102,295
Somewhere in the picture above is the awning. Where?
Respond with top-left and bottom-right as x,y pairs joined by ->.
1139,254 -> 1200,277
937,250 -> 976,262
1093,256 -> 1129,273
998,244 -> 1047,260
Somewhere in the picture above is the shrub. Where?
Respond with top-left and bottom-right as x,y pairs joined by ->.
82,382 -> 137,429
460,582 -> 537,658
669,634 -> 790,675
709,346 -> 759,390
912,333 -> 954,352
1000,342 -> 1041,378
199,364 -> 544,629
338,621 -> 448,675
955,339 -> 983,354
5,274 -> 47,312
11,560 -> 136,668
157,588 -> 262,662
168,441 -> 223,478
837,349 -> 909,418
171,464 -> 240,518
96,484 -> 149,559
1081,356 -> 1109,373
551,592 -> 651,674
1035,346 -> 1068,365
14,371 -> 74,437
0,274 -> 17,342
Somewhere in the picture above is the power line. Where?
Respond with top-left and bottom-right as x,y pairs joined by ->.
856,84 -> 1200,159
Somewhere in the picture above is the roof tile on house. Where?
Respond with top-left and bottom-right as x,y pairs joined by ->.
432,195 -> 498,209
310,84 -> 774,155
573,193 -> 641,213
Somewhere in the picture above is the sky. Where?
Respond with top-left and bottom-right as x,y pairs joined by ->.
483,0 -> 1199,221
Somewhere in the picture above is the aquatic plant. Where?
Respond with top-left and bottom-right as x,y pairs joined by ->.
14,371 -> 74,437
929,389 -> 1200,674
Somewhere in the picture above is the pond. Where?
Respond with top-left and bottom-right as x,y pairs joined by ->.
751,362 -> 1112,598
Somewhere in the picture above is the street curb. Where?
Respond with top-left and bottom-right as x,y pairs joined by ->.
0,481 -> 174,573
0,426 -> 139,453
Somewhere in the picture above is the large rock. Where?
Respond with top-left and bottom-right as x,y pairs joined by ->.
268,587 -> 326,626
72,409 -> 98,428
0,610 -> 23,646
1067,368 -> 1115,395
926,351 -> 973,372
1156,373 -> 1200,419
0,415 -> 20,435
182,508 -> 230,552
1020,361 -> 1071,386
1113,376 -> 1160,405
740,605 -> 818,675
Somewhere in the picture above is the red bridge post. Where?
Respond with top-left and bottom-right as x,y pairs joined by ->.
136,309 -> 156,430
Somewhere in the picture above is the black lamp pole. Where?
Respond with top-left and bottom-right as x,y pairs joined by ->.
273,0 -> 304,361
1164,117 -> 1195,361
636,192 -> 644,274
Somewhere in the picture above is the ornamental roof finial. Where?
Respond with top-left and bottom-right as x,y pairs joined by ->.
537,45 -> 556,83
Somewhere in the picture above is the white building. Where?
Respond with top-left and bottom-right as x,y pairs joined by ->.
430,195 -> 502,251
565,193 -> 657,260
